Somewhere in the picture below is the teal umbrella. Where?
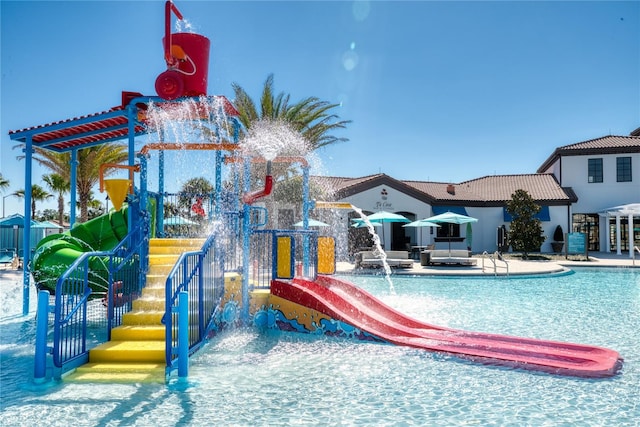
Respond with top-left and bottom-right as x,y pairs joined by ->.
422,211 -> 478,225
165,216 -> 197,226
351,220 -> 383,228
422,211 -> 478,256
294,219 -> 329,228
352,211 -> 409,247
403,220 -> 440,247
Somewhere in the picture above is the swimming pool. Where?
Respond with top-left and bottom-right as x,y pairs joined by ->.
1,268 -> 638,426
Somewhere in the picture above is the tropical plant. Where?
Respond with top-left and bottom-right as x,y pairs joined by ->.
0,173 -> 9,192
231,74 -> 350,151
553,225 -> 564,242
38,209 -> 60,222
228,74 -> 350,224
43,173 -> 70,229
13,184 -> 53,219
16,143 -> 128,222
177,177 -> 214,218
505,189 -> 545,259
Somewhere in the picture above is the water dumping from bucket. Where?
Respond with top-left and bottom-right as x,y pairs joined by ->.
143,97 -> 234,189
240,120 -> 310,161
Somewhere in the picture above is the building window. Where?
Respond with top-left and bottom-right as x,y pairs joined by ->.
572,213 -> 599,251
616,157 -> 632,182
588,158 -> 603,183
436,223 -> 460,239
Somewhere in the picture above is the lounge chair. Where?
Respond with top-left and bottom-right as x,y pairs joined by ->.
423,249 -> 477,266
356,250 -> 414,269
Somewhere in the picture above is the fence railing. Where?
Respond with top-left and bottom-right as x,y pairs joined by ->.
49,223 -> 147,375
163,234 -> 223,374
250,229 -> 318,289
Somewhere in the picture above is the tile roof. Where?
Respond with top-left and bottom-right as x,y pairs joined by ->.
537,135 -> 640,173
312,173 -> 576,207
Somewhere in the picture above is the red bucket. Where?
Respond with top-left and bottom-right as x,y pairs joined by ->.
156,32 -> 210,100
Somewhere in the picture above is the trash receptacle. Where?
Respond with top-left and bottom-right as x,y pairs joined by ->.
420,251 -> 431,266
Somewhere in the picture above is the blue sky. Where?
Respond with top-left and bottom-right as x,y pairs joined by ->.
1,0 -> 638,216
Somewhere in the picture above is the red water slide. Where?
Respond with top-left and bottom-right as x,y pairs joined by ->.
270,276 -> 622,378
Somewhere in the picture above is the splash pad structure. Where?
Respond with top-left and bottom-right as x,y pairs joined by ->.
8,1 -> 622,383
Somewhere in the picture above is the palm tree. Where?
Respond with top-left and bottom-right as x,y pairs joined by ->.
230,74 -> 350,218
43,173 -> 70,230
231,74 -> 350,150
17,143 -> 129,222
14,184 -> 53,219
0,173 -> 9,192
178,177 -> 214,218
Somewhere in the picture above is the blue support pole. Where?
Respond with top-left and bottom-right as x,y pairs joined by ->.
241,157 -> 251,324
127,105 -> 137,230
178,291 -> 189,378
22,137 -> 33,316
139,154 -> 149,226
70,149 -> 78,227
158,146 -> 165,236
34,290 -> 50,383
215,150 -> 222,217
302,165 -> 311,276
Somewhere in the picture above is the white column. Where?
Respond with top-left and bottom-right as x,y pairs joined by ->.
629,213 -> 634,258
604,214 -> 610,252
616,215 -> 622,255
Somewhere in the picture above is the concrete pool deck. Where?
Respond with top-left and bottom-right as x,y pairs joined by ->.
337,251 -> 640,276
1,251 -> 637,284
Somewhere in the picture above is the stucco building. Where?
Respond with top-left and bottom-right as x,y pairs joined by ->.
302,131 -> 640,258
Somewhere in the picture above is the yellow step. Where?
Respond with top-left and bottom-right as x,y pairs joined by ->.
111,325 -> 166,341
122,310 -> 164,325
65,363 -> 166,384
150,238 -> 205,247
146,274 -> 168,287
148,264 -> 174,276
141,286 -> 165,299
132,298 -> 165,311
148,254 -> 180,265
149,246 -> 182,255
90,340 -> 165,363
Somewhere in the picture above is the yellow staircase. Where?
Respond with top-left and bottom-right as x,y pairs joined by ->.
65,238 -> 206,383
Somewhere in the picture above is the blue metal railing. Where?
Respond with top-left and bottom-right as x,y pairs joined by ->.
250,229 -> 318,289
46,224 -> 147,376
163,234 -> 223,375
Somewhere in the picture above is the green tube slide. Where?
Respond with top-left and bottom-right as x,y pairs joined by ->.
31,208 -> 130,295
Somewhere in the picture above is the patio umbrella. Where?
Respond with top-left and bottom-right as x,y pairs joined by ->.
422,211 -> 478,256
165,216 -> 197,226
294,219 -> 329,228
352,211 -> 410,248
351,220 -> 383,228
403,220 -> 440,247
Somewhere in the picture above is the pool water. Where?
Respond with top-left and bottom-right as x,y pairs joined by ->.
1,268 -> 639,426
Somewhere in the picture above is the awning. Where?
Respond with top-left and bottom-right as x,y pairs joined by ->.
432,206 -> 468,216
0,214 -> 41,228
598,203 -> 640,217
8,93 -> 239,153
503,205 -> 550,222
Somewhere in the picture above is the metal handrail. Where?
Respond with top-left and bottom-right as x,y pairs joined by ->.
481,251 -> 509,277
36,223 -> 147,380
163,234 -> 222,376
